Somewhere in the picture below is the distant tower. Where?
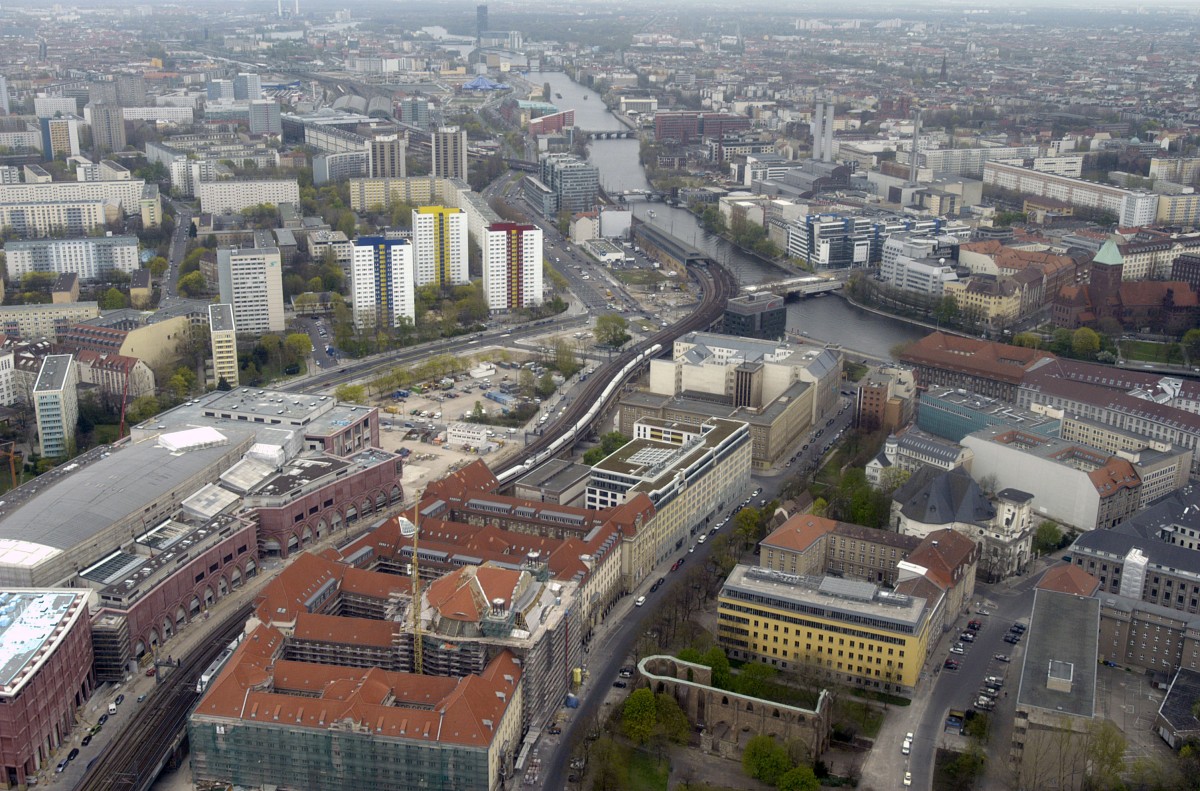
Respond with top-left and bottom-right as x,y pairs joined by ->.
277,0 -> 282,16
940,56 -> 948,81
431,126 -> 468,180
476,4 -> 488,43
293,0 -> 299,16
39,40 -> 48,61
909,108 -> 922,184
812,102 -> 824,161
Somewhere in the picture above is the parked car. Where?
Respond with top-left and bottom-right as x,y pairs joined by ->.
901,738 -> 911,755
548,726 -> 562,735
994,654 -> 1010,663
634,596 -> 646,607
612,681 -> 628,688
97,714 -> 108,726
1011,622 -> 1027,633
145,667 -> 156,677
115,694 -> 124,706
80,734 -> 92,747
1004,634 -> 1020,644
959,632 -> 975,642
67,748 -> 79,762
967,620 -> 982,631
943,659 -> 959,670
903,771 -> 912,787
950,645 -> 966,655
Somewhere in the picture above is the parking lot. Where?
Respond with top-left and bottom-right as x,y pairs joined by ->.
1095,664 -> 1173,767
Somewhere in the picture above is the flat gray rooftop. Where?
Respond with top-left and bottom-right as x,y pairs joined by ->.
33,354 -> 74,393
208,303 -> 236,332
1016,589 -> 1099,718
0,591 -> 85,694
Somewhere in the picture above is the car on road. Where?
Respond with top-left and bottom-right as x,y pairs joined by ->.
994,654 -> 1010,663
67,748 -> 79,762
903,771 -> 912,786
115,694 -> 124,706
959,632 -> 975,642
612,681 -> 627,688
635,596 -> 646,607
56,761 -> 67,773
978,609 -> 992,616
97,714 -> 108,726
137,694 -> 146,703
753,488 -> 762,497
901,738 -> 910,755
81,734 -> 92,747
656,577 -> 665,587
548,726 -> 562,735
688,544 -> 696,553
950,645 -> 965,655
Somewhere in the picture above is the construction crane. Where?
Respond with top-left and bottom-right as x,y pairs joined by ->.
398,504 -> 423,675
116,363 -> 133,438
0,442 -> 19,492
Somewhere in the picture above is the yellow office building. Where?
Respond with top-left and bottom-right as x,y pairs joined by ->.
718,565 -> 936,695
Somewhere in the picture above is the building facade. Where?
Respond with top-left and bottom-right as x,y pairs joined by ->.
349,236 -> 416,329
33,354 -> 78,458
4,236 -> 138,281
208,303 -> 239,387
412,206 -> 468,287
431,126 -> 468,180
196,180 -> 300,214
481,222 -> 543,311
216,247 -> 285,334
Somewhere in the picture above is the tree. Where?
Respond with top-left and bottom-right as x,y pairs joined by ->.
595,313 -> 630,348
733,507 -> 761,550
934,295 -> 960,326
147,256 -> 169,277
554,339 -> 581,377
1087,719 -> 1127,790
653,693 -> 690,745
776,766 -> 820,791
1184,328 -> 1200,363
177,270 -> 207,297
732,660 -> 776,699
216,376 -> 233,391
98,287 -> 128,310
285,333 -> 312,361
1034,521 -> 1062,555
1012,332 -> 1042,348
621,687 -> 657,745
1072,327 -> 1101,359
742,734 -> 791,786
335,384 -> 366,403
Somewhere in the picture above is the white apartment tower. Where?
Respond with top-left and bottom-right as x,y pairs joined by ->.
431,126 -> 468,180
350,236 -> 415,329
208,303 -> 240,388
216,247 -> 284,334
482,222 -> 543,311
33,354 -> 78,458
411,206 -> 468,287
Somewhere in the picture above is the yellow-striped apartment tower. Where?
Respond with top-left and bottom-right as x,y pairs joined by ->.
482,221 -> 543,311
412,206 -> 468,287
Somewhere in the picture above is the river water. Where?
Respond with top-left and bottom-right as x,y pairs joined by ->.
530,72 -> 927,360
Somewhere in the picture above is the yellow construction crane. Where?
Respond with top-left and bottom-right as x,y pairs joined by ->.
398,502 -> 423,675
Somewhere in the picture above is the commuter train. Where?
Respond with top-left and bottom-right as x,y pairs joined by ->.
195,632 -> 247,694
495,343 -> 663,485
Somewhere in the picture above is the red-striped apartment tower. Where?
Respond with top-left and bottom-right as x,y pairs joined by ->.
482,222 -> 543,311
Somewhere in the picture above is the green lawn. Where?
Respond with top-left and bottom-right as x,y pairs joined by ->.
834,699 -> 884,739
843,361 -> 869,382
614,268 -> 667,287
626,746 -> 669,791
1120,339 -> 1183,365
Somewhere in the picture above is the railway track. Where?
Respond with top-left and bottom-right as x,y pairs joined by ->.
76,604 -> 254,791
501,260 -> 737,474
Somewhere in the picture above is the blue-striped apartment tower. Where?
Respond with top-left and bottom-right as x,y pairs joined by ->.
350,236 -> 414,329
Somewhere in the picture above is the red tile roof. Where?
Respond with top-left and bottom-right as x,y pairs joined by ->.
761,513 -> 838,553
900,332 -> 1056,384
292,612 -> 397,647
1037,565 -> 1100,596
194,623 -> 522,748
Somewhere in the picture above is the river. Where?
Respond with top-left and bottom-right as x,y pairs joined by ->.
529,72 -> 927,361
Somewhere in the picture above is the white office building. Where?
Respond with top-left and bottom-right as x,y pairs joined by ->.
216,247 -> 285,334
880,253 -> 959,296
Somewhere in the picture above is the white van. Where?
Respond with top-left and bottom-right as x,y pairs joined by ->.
108,702 -> 118,715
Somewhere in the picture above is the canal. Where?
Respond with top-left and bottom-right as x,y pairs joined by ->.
530,72 -> 928,360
